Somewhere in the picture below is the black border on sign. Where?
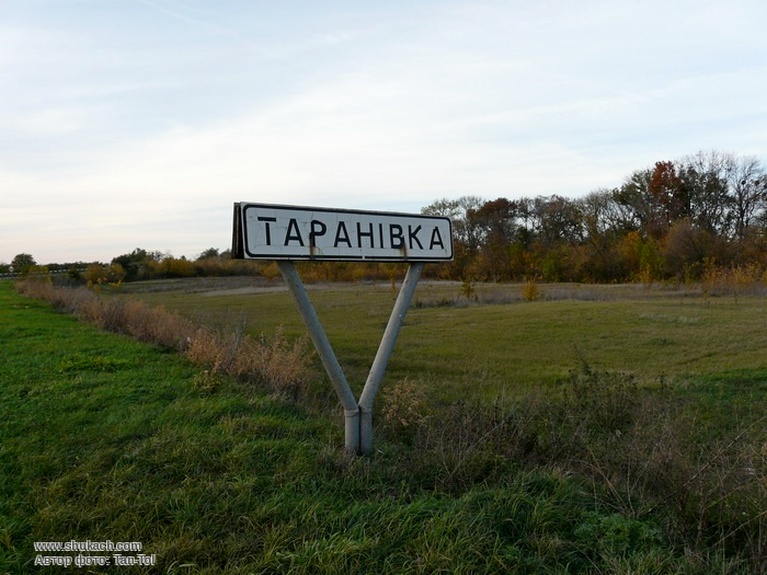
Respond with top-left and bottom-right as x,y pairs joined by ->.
231,203 -> 245,259
233,202 -> 454,262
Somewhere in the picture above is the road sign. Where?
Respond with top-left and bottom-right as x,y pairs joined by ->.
231,201 -> 453,454
232,202 -> 453,262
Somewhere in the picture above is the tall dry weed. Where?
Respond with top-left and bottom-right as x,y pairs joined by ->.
381,377 -> 429,443
703,261 -> 766,296
185,323 -> 311,399
253,328 -> 312,399
521,277 -> 541,301
186,328 -> 229,370
14,279 -> 312,399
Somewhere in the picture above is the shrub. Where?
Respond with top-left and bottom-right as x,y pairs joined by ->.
521,278 -> 540,302
83,263 -> 125,285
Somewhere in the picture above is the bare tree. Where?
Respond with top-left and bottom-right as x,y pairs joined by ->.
421,195 -> 484,251
728,156 -> 767,239
680,151 -> 734,237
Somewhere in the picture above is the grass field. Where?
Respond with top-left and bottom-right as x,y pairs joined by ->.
3,277 -> 767,573
125,277 -> 767,403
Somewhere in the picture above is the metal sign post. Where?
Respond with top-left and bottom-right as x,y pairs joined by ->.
276,260 -> 360,452
233,202 -> 452,455
357,261 -> 423,454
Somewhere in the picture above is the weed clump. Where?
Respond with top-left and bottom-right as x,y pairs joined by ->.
521,278 -> 541,301
389,362 -> 767,572
380,377 -> 429,444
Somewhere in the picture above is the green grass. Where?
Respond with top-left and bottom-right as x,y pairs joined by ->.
4,278 -> 766,573
128,279 -> 767,403
0,281 -> 328,573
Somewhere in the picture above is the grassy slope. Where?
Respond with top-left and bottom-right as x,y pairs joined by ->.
1,280 -> 699,574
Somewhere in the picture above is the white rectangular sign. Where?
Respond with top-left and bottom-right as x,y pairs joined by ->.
233,202 -> 453,262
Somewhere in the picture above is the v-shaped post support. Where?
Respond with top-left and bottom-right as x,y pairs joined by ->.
277,261 -> 423,455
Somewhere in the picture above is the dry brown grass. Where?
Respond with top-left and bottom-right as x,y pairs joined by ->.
702,261 -> 767,296
186,324 -> 311,399
15,277 -> 311,398
380,377 -> 429,443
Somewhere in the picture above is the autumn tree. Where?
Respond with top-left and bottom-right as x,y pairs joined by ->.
422,150 -> 767,284
470,197 -> 520,281
530,195 -> 583,246
649,161 -> 689,230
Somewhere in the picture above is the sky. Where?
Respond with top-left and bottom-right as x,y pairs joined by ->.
2,0 -> 766,265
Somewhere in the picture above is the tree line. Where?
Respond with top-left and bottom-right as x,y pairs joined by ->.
424,150 -> 767,283
5,150 -> 765,285
1,248 -> 251,284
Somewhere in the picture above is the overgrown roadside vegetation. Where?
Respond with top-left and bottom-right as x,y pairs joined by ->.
4,278 -> 767,573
